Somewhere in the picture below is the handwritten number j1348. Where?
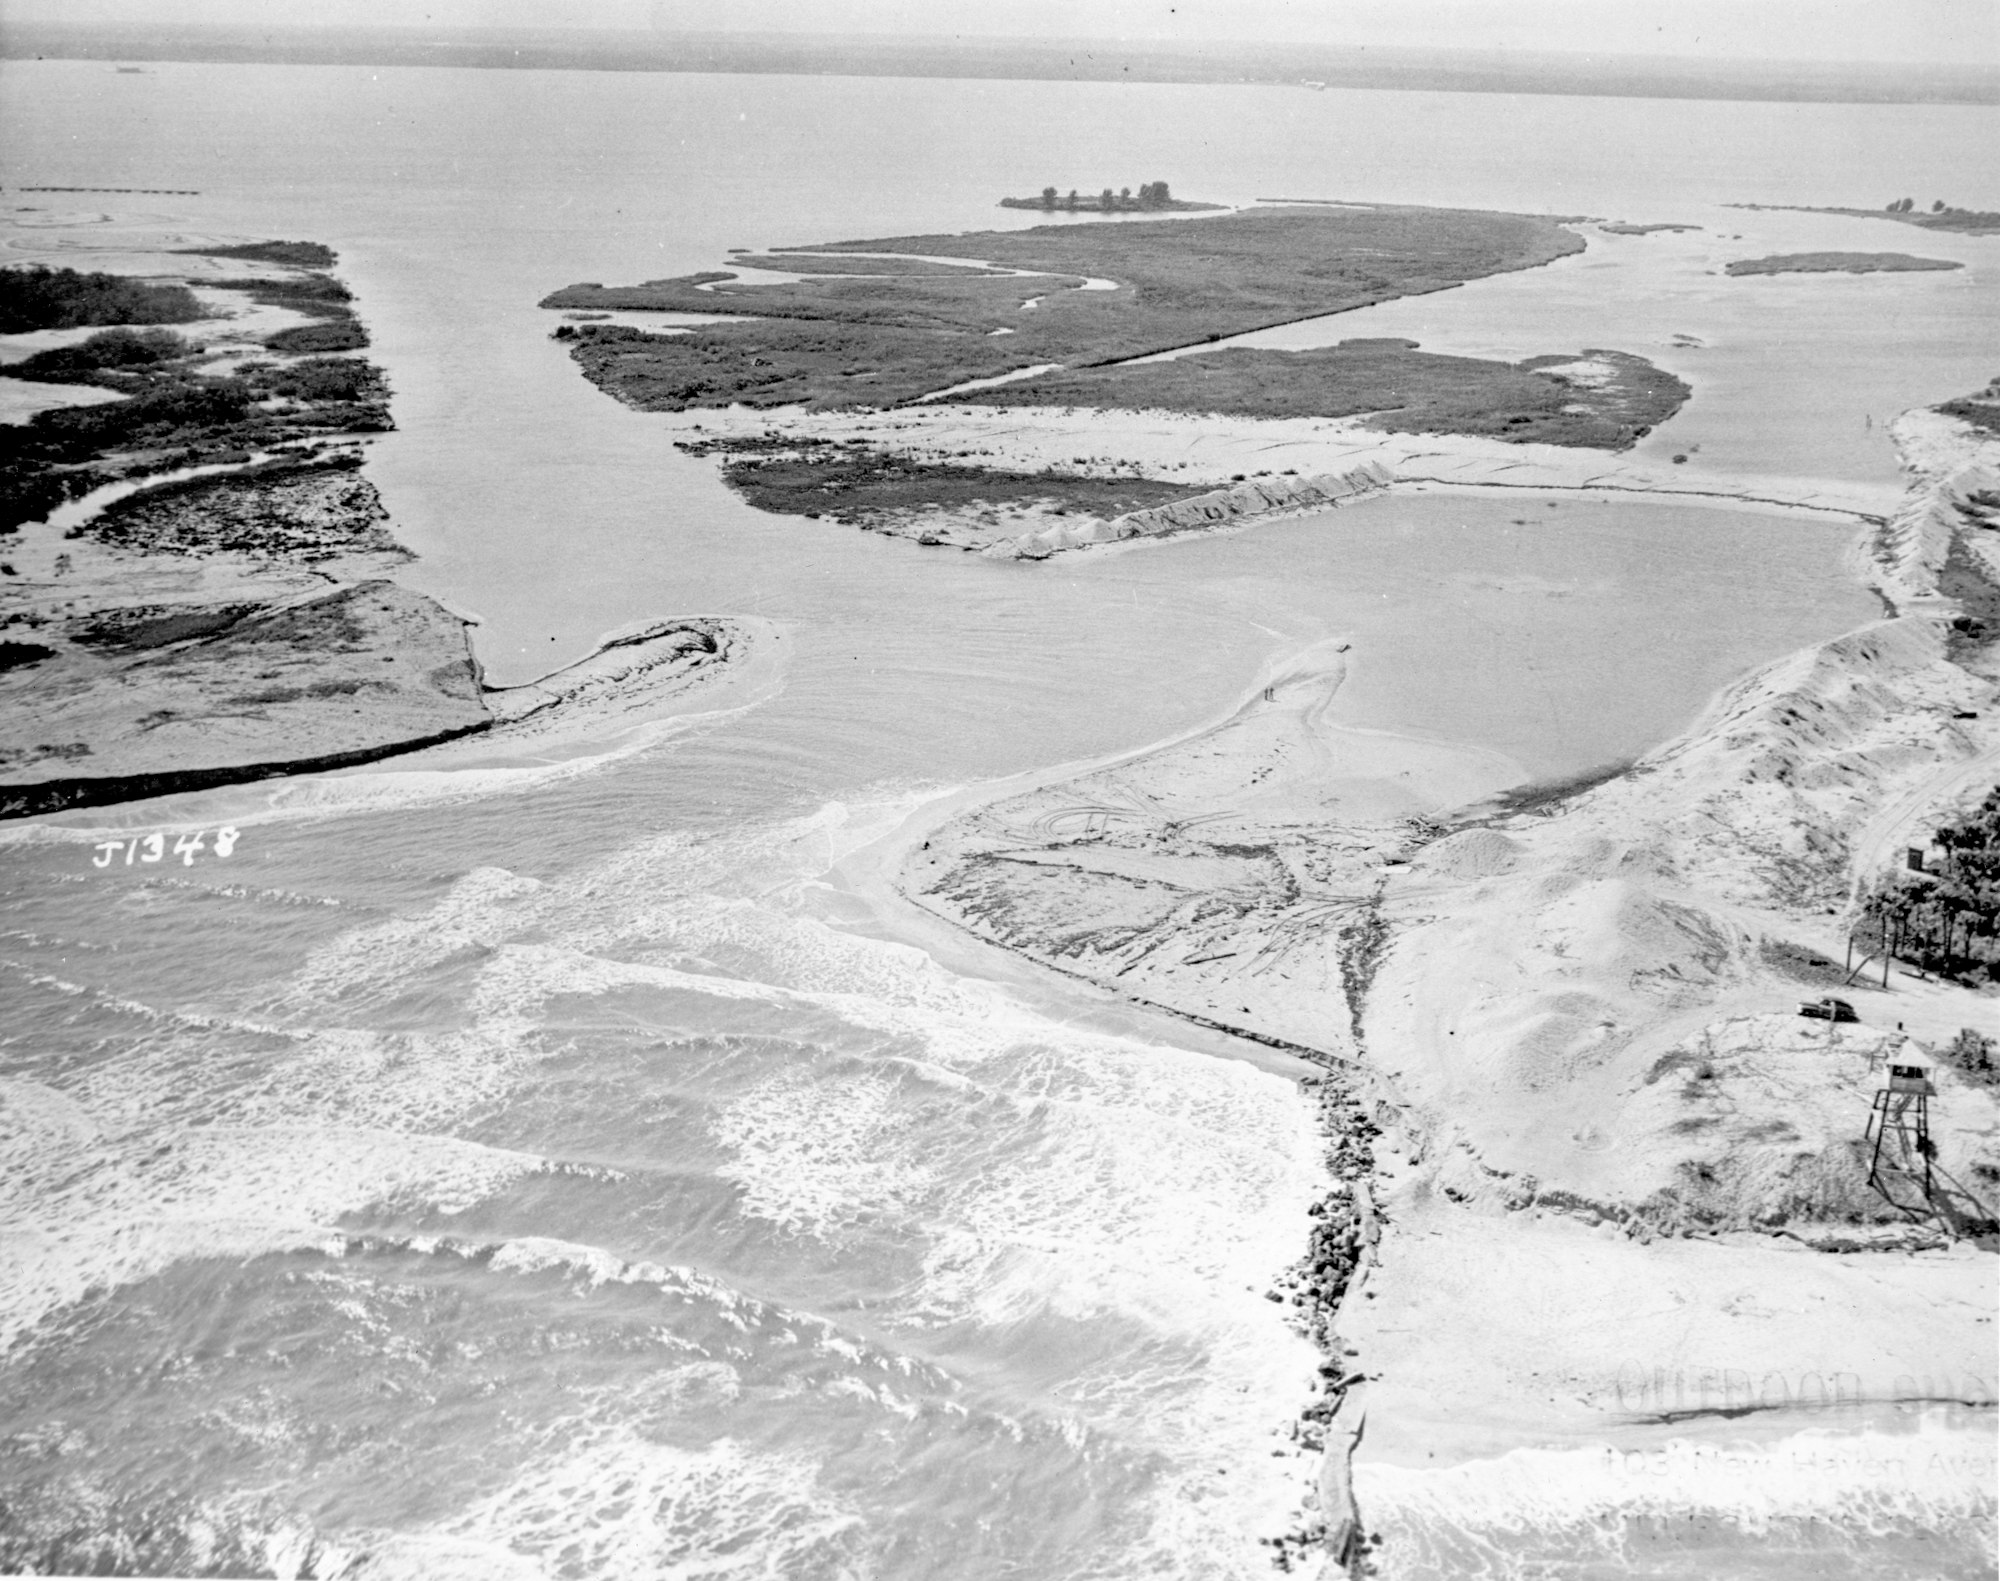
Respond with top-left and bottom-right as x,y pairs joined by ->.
92,827 -> 241,867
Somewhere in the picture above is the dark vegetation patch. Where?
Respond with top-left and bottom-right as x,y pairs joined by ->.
73,459 -> 399,562
249,355 -> 384,403
5,327 -> 190,384
0,641 -> 55,672
2,250 -> 390,537
1724,252 -> 1962,276
1938,533 -> 2000,658
208,272 -> 356,320
265,318 -> 369,354
676,434 -> 1207,523
1489,758 -> 1636,816
1938,373 -> 2000,440
998,180 -> 1219,214
201,271 -> 368,351
950,340 -> 1688,447
543,204 -> 1586,411
1854,783 -> 2000,983
1906,209 -> 2000,233
1944,1028 -> 1998,1090
171,240 -> 337,267
1600,222 -> 1701,235
1758,937 -> 1848,984
0,265 -> 203,334
68,602 -> 263,651
17,378 -> 258,461
563,318 -> 1033,411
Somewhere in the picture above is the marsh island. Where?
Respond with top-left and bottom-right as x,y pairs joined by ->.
1725,251 -> 1964,276
545,202 -> 1699,554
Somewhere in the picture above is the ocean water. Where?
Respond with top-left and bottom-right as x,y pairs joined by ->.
0,59 -> 1988,1578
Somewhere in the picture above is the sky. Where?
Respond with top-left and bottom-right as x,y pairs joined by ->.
0,0 -> 1993,66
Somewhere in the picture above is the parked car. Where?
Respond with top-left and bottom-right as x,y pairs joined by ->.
1798,997 -> 1858,1023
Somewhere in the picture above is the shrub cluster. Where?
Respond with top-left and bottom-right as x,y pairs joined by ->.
6,327 -> 190,384
173,240 -> 337,268
0,265 -> 203,334
207,273 -> 354,317
254,355 -> 382,402
264,319 -> 368,354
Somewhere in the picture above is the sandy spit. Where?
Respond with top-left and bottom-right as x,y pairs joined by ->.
857,407 -> 2000,1574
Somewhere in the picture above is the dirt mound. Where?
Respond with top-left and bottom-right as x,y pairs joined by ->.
1408,827 -> 1521,879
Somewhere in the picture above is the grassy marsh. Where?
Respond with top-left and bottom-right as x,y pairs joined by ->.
544,204 -> 1586,411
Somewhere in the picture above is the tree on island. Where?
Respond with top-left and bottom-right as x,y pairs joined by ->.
1041,186 -> 1057,210
1099,188 -> 1116,212
1934,199 -> 1946,212
1886,196 -> 1915,212
1066,189 -> 1079,211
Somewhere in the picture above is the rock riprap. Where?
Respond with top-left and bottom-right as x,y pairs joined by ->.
986,463 -> 1393,559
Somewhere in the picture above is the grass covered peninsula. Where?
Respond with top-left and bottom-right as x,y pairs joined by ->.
542,203 -> 1588,410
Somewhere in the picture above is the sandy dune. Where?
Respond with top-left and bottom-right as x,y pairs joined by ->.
890,409 -> 2000,1570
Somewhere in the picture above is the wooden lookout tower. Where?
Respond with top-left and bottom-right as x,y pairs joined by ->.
1865,1056 -> 1937,1200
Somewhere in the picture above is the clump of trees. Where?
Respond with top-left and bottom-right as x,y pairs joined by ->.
1034,181 -> 1176,212
251,354 -> 382,403
1946,1027 -> 1997,1089
1855,785 -> 2000,980
6,327 -> 189,384
1882,197 -> 1981,219
265,319 -> 368,354
0,265 -> 203,334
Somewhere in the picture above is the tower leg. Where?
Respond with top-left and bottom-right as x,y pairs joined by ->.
1865,1095 -> 1890,1187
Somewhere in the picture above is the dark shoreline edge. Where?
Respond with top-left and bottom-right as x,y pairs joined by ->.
0,718 -> 494,820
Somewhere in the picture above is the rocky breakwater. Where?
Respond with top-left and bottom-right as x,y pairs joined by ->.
983,462 -> 1394,560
